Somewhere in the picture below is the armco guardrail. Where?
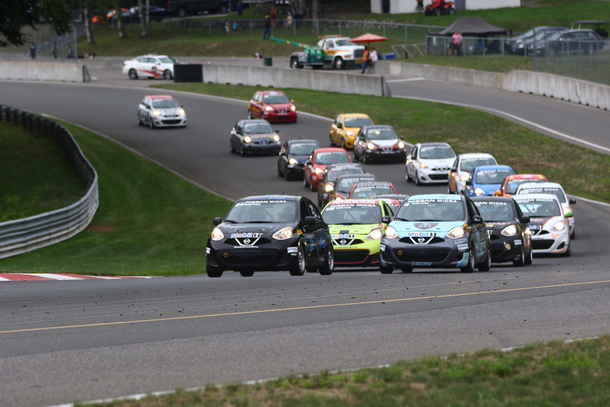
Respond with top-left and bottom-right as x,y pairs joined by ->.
0,106 -> 99,259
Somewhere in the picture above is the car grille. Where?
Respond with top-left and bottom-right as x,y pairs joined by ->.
253,138 -> 275,145
334,249 -> 371,264
332,238 -> 364,246
354,49 -> 364,58
225,238 -> 271,246
275,108 -> 288,114
217,249 -> 277,267
392,247 -> 451,263
162,119 -> 182,125
530,229 -> 550,236
399,236 -> 445,245
429,173 -> 449,180
532,240 -> 555,250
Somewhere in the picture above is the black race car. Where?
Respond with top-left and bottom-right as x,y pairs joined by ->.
277,139 -> 320,180
230,119 -> 281,156
206,195 -> 334,277
472,196 -> 533,267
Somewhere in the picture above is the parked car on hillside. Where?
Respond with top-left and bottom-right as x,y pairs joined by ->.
531,29 -> 606,56
166,0 -> 231,17
505,26 -> 568,54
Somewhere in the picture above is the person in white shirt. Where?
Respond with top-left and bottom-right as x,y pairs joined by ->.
368,47 -> 379,73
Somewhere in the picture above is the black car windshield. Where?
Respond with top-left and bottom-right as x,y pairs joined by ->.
336,177 -> 375,193
225,200 -> 298,223
365,128 -> 398,140
244,123 -> 273,134
263,94 -> 290,104
396,199 -> 464,222
351,185 -> 395,199
473,201 -> 516,221
517,199 -> 561,217
323,203 -> 382,225
420,145 -> 455,159
152,98 -> 180,109
475,169 -> 514,184
289,143 -> 318,155
344,117 -> 373,128
460,158 -> 496,172
327,167 -> 363,182
316,152 -> 351,165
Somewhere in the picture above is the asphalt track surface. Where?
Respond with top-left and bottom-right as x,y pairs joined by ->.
1,69 -> 610,407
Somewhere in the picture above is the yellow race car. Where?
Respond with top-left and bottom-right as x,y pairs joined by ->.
329,113 -> 374,149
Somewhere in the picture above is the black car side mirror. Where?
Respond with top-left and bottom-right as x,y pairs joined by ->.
569,198 -> 576,204
303,216 -> 316,226
213,217 -> 222,225
306,160 -> 312,166
521,216 -> 530,223
472,215 -> 483,223
382,216 -> 391,224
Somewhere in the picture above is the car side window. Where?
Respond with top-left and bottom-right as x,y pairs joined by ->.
451,158 -> 458,171
308,202 -> 323,221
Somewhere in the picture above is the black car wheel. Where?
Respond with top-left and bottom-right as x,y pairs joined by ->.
380,263 -> 394,274
513,244 -> 526,267
289,246 -> 306,276
290,57 -> 303,69
149,116 -> 155,129
206,258 -> 223,278
401,266 -> 413,273
128,69 -> 138,80
333,57 -> 345,70
318,247 -> 334,275
177,7 -> 187,17
478,248 -> 491,272
561,243 -> 571,257
163,69 -> 173,80
460,248 -> 475,272
240,144 -> 248,157
525,244 -> 533,265
247,110 -> 253,119
239,270 -> 254,277
137,113 -> 143,126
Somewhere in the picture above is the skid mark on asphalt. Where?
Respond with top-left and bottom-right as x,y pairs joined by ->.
0,273 -> 153,282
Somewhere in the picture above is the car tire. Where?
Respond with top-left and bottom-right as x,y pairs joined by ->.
434,8 -> 441,16
447,7 -> 455,14
341,139 -> 348,150
460,248 -> 475,273
177,7 -> 187,18
247,110 -> 253,119
290,57 -> 303,69
303,174 -> 310,189
149,116 -> 155,129
310,179 -> 316,191
284,167 -> 292,181
128,69 -> 138,80
318,247 -> 334,275
401,266 -> 413,273
524,245 -> 533,265
289,245 -> 306,276
379,264 -> 394,274
240,145 -> 247,157
137,113 -> 143,126
329,134 -> 335,147
239,270 -> 254,277
478,248 -> 491,271
362,154 -> 368,164
206,258 -> 223,278
513,244 -> 526,267
230,141 -> 236,153
561,243 -> 571,257
414,171 -> 420,186
163,69 -> 173,80
333,57 -> 345,70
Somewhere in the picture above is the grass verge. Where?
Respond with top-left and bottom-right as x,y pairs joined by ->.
82,335 -> 610,407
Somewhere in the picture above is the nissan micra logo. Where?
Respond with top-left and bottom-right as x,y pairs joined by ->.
244,238 -> 251,245
418,237 -> 425,243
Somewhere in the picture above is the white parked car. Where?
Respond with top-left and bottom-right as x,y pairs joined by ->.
515,181 -> 576,239
406,142 -> 456,185
513,193 -> 571,256
448,153 -> 497,195
122,54 -> 178,80
137,95 -> 187,129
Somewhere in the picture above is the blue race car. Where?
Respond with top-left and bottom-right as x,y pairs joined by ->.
466,165 -> 515,197
379,194 -> 491,273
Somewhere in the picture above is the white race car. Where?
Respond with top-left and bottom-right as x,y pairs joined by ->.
406,142 -> 456,185
137,95 -> 187,129
122,54 -> 178,80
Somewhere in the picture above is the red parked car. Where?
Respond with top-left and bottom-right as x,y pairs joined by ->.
496,174 -> 548,197
248,90 -> 297,123
303,147 -> 352,191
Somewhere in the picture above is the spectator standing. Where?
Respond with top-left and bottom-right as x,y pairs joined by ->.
285,12 -> 293,29
452,31 -> 463,56
302,4 -> 308,19
360,46 -> 369,73
29,43 -> 36,59
232,21 -> 239,33
368,47 -> 378,73
237,0 -> 244,15
262,16 -> 272,40
53,41 -> 58,59
270,5 -> 277,24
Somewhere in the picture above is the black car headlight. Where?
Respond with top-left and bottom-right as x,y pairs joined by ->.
273,227 -> 294,240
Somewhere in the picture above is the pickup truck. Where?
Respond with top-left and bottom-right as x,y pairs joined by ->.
166,0 -> 230,17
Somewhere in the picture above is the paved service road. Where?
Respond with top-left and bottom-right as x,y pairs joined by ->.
1,72 -> 610,407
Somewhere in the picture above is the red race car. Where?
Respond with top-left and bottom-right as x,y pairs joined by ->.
495,174 -> 548,196
303,147 -> 352,191
248,90 -> 297,123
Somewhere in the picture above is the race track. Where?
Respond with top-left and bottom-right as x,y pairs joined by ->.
1,71 -> 610,407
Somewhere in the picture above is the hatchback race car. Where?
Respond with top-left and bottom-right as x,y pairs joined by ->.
321,199 -> 393,267
448,153 -> 497,195
303,147 -> 352,191
137,95 -> 187,128
329,113 -> 374,149
353,125 -> 407,163
317,163 -> 364,208
230,119 -> 281,156
496,174 -> 548,197
466,165 -> 515,197
515,182 -> 576,239
380,194 -> 491,273
248,90 -> 297,123
327,173 -> 377,203
206,195 -> 334,277
472,196 -> 533,267
406,142 -> 456,185
277,139 -> 320,180
122,54 -> 178,80
349,181 -> 397,199
513,193 -> 571,256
